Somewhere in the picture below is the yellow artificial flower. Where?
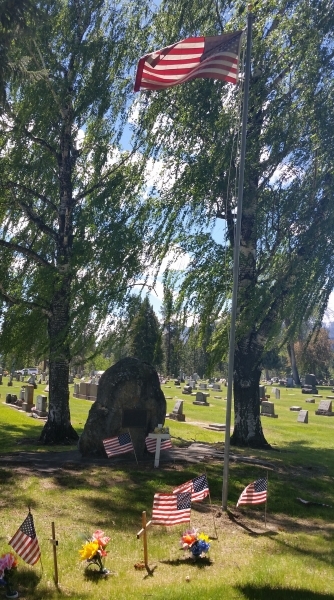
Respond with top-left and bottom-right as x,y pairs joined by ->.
79,540 -> 99,561
198,533 -> 210,543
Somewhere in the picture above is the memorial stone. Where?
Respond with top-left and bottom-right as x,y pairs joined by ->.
290,406 -> 302,411
193,391 -> 209,406
297,410 -> 308,423
286,377 -> 294,387
22,384 -> 34,412
261,400 -> 278,418
182,385 -> 192,395
259,385 -> 266,400
199,383 -> 207,390
169,399 -> 185,422
315,400 -> 334,416
305,398 -> 315,403
79,357 -> 166,459
35,395 -> 48,417
305,373 -> 317,387
89,383 -> 98,399
212,383 -> 221,391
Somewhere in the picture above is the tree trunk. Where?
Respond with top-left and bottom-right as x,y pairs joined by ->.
230,333 -> 270,448
287,341 -> 301,386
39,281 -> 78,444
39,88 -> 78,444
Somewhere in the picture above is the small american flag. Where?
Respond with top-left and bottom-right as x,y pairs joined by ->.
173,474 -> 209,503
102,432 -> 134,458
237,478 -> 268,507
9,512 -> 41,566
152,492 -> 191,526
145,436 -> 172,453
134,31 -> 244,92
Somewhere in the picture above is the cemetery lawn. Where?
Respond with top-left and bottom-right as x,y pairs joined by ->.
0,380 -> 333,599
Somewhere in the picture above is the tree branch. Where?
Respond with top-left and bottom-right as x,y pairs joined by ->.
0,238 -> 52,268
5,180 -> 57,213
15,198 -> 58,241
74,146 -> 140,202
0,282 -> 52,316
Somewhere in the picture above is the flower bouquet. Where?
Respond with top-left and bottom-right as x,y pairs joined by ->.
79,530 -> 110,575
181,528 -> 210,560
0,552 -> 18,599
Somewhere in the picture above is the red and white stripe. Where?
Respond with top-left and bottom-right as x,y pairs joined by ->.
10,531 -> 40,566
152,493 -> 191,526
134,32 -> 243,91
145,437 -> 172,453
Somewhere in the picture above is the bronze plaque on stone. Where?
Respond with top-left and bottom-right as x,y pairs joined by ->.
122,409 -> 147,428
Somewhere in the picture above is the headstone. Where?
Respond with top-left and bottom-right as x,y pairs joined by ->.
259,385 -> 266,400
79,381 -> 89,399
212,383 -> 221,391
297,410 -> 308,423
199,383 -> 207,390
286,377 -> 294,388
305,398 -> 315,403
330,379 -> 334,386
193,391 -> 209,406
169,399 -> 185,422
261,401 -> 278,418
182,385 -> 192,395
22,384 -> 34,412
271,387 -> 280,399
79,357 -> 166,458
73,382 -> 80,397
15,373 -> 20,382
305,373 -> 317,387
208,423 -> 226,431
6,394 -> 12,404
0,374 -> 2,385
89,383 -> 98,400
290,406 -> 302,411
315,400 -> 334,416
68,375 -> 74,384
35,395 -> 48,417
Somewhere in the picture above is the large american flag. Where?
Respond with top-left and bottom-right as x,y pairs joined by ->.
145,436 -> 172,453
173,474 -> 209,503
9,512 -> 41,566
237,478 -> 268,507
134,31 -> 244,91
152,492 -> 191,526
102,432 -> 134,458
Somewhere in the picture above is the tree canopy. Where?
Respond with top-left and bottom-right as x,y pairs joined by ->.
134,0 -> 334,446
0,0 -> 161,443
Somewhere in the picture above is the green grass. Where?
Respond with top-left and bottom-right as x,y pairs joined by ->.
0,378 -> 333,599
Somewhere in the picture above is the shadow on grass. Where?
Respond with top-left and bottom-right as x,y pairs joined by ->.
14,569 -> 75,599
160,556 -> 212,568
237,585 -> 334,600
227,510 -> 279,536
83,567 -> 117,584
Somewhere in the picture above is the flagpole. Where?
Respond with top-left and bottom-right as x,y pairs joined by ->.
222,7 -> 254,511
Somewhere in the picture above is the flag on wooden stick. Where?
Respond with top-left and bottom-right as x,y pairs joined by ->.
152,492 -> 191,526
236,478 -> 268,507
9,511 -> 41,566
134,31 -> 244,92
145,436 -> 172,453
102,432 -> 134,458
173,474 -> 209,503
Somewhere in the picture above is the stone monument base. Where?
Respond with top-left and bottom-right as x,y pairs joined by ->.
169,413 -> 185,422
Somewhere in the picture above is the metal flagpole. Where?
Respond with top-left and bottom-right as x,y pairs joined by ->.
222,7 -> 254,511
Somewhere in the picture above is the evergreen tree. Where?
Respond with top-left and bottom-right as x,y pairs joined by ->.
129,296 -> 163,369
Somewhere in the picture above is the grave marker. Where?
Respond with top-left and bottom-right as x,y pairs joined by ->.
261,401 -> 278,418
315,400 -> 334,416
297,410 -> 308,423
169,399 -> 185,422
